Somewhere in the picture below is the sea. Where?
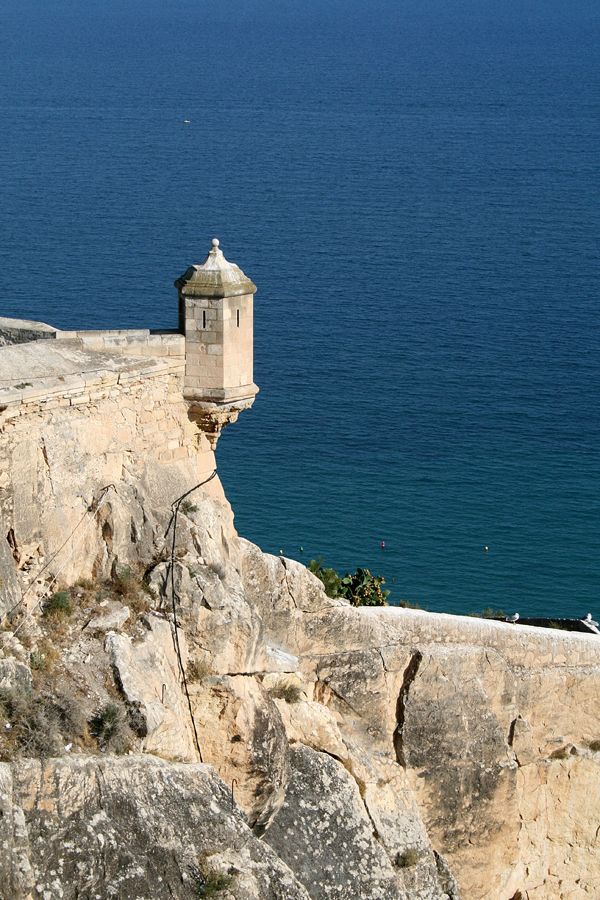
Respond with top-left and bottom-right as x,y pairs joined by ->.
1,0 -> 599,617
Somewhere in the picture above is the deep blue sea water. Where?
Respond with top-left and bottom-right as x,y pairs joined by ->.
1,0 -> 599,616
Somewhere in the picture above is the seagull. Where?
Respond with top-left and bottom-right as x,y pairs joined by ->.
584,612 -> 599,627
507,612 -> 520,623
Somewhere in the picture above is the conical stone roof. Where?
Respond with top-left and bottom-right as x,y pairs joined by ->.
175,239 -> 256,299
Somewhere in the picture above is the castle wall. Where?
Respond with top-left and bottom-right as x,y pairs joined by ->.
0,335 -> 221,586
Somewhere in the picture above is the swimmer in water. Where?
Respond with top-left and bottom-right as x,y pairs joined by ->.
380,540 -> 385,550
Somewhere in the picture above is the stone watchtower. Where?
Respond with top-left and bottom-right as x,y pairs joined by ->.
175,239 -> 259,447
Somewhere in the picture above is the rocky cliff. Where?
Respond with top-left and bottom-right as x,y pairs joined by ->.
0,328 -> 599,900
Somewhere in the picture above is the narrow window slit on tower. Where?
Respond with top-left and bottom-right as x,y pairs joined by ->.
203,311 -> 206,329
236,309 -> 240,327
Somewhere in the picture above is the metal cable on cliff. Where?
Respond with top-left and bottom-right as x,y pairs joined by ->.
165,469 -> 218,763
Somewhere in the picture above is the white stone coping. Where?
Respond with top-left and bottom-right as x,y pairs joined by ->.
0,336 -> 184,411
0,316 -> 56,337
356,605 -> 600,668
0,316 -> 184,355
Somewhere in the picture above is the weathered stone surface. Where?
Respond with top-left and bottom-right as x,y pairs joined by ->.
6,755 -> 311,900
0,316 -> 56,347
238,540 -> 600,899
194,674 -> 290,827
273,695 -> 349,762
106,615 -> 197,761
0,529 -> 20,621
0,338 -> 220,586
207,846 -> 312,900
0,658 -> 32,691
263,743 -> 406,900
85,599 -> 130,633
0,764 -> 33,899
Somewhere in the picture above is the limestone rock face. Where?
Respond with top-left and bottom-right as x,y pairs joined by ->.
1,378 -> 600,899
263,743 -> 405,900
106,615 -> 197,761
235,543 -> 600,900
0,532 -> 20,621
0,658 -> 32,691
85,599 -> 130,633
2,755 -> 311,900
194,674 -> 290,827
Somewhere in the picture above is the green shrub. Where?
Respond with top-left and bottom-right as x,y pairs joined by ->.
308,558 -> 342,598
339,567 -> 389,607
268,681 -> 303,703
195,862 -> 233,898
89,702 -> 132,754
396,848 -> 420,868
309,560 -> 389,606
397,599 -> 422,609
30,639 -> 60,675
29,651 -> 46,671
43,591 -> 73,619
180,500 -> 198,516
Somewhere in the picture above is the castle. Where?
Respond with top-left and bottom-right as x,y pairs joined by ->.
0,239 -> 257,582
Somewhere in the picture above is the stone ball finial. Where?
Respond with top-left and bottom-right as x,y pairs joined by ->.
211,238 -> 220,249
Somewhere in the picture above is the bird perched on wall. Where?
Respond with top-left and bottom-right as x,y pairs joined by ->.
584,612 -> 599,627
506,612 -> 520,623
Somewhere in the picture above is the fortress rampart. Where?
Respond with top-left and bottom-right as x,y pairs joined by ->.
0,321 -> 217,584
0,238 -> 257,585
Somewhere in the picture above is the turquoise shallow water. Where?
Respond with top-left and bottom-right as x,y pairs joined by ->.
0,0 -> 599,615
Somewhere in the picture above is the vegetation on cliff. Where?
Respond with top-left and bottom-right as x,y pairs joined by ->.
308,558 -> 390,606
0,569 -> 152,762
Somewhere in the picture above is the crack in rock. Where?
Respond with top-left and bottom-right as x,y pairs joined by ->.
393,650 -> 423,768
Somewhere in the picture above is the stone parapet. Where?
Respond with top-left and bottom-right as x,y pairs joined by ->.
0,325 -> 184,417
0,316 -> 184,356
0,317 -> 56,346
317,603 -> 600,671
58,330 -> 184,358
